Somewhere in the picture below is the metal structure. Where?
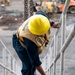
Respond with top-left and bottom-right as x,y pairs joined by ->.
24,0 -> 28,20
24,0 -> 33,20
0,39 -> 22,75
35,0 -> 75,75
29,0 -> 34,16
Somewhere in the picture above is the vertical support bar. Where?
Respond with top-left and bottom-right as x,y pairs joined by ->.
50,67 -> 51,75
2,48 -> 6,75
64,14 -> 67,39
53,62 -> 56,75
4,68 -> 6,75
2,48 -> 6,65
12,58 -> 14,72
45,57 -> 47,70
29,0 -> 34,16
24,0 -> 28,20
28,0 -> 30,17
63,0 -> 70,14
61,14 -> 64,46
61,13 -> 66,47
50,46 -> 52,63
54,34 -> 56,57
53,34 -> 56,75
13,59 -> 15,72
60,52 -> 64,75
56,35 -> 58,54
49,46 -> 52,75
15,62 -> 17,74
60,13 -> 65,75
8,54 -> 11,68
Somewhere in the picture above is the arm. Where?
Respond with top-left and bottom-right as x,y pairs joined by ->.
36,65 -> 46,75
24,38 -> 46,74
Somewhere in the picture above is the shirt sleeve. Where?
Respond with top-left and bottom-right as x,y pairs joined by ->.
24,38 -> 42,67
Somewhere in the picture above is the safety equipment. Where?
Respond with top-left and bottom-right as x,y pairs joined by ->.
28,15 -> 50,35
17,26 -> 50,54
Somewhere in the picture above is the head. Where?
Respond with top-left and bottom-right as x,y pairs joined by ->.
36,5 -> 41,11
28,15 -> 50,35
35,5 -> 49,19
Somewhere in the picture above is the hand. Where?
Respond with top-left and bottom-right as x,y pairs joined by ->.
45,40 -> 49,46
52,23 -> 59,28
36,65 -> 46,75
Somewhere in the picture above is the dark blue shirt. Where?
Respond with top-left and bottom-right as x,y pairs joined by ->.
12,34 -> 41,75
35,11 -> 49,19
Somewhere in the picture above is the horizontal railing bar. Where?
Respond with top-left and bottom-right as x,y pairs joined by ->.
0,39 -> 21,66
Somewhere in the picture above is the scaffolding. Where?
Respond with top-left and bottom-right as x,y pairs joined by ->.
0,0 -> 75,75
35,0 -> 75,75
0,39 -> 22,75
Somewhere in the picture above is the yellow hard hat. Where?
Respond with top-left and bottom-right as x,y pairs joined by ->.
28,15 -> 50,35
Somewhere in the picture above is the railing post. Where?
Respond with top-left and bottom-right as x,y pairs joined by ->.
60,52 -> 64,75
54,34 -> 56,57
50,67 -> 51,75
61,13 -> 67,46
53,62 -> 56,75
2,48 -> 6,75
53,34 -> 56,75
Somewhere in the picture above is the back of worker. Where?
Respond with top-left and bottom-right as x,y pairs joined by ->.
12,15 -> 50,75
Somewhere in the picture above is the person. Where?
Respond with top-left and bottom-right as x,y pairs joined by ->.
12,15 -> 51,75
33,2 -> 37,12
35,3 -> 59,28
1,0 -> 10,5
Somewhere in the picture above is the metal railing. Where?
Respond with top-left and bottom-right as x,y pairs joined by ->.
36,0 -> 75,75
0,39 -> 22,75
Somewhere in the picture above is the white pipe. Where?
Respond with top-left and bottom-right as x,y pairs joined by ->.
0,39 -> 21,75
45,25 -> 75,72
60,52 -> 64,75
